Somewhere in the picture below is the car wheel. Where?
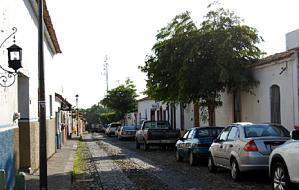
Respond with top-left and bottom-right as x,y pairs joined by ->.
189,151 -> 198,166
208,155 -> 217,173
136,139 -> 140,149
272,162 -> 291,190
175,149 -> 183,162
231,159 -> 241,181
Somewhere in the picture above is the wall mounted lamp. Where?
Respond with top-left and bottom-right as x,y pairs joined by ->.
0,27 -> 22,87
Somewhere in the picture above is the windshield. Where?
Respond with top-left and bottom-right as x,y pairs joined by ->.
144,121 -> 170,129
195,128 -> 224,138
123,126 -> 137,130
244,125 -> 290,138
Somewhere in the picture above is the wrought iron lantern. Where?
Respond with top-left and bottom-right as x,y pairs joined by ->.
7,44 -> 22,72
0,27 -> 22,87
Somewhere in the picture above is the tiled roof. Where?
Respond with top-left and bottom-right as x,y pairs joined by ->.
44,1 -> 61,54
255,47 -> 299,67
137,97 -> 150,102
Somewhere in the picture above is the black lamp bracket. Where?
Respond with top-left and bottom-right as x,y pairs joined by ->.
0,27 -> 18,87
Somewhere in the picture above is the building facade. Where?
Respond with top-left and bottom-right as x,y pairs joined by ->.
0,0 -> 62,189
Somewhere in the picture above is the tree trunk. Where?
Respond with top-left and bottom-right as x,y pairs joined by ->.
208,105 -> 215,126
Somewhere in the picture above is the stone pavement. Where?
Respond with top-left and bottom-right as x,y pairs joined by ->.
86,134 -> 138,190
25,138 -> 78,190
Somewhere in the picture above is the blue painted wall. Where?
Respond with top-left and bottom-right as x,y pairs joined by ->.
0,129 -> 14,190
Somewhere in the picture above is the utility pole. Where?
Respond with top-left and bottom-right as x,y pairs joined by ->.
38,0 -> 47,189
75,94 -> 79,136
103,55 -> 109,95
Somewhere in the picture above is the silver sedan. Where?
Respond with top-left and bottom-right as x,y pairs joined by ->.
208,122 -> 290,181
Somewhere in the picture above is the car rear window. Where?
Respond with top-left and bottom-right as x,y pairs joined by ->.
195,128 -> 224,138
244,125 -> 290,138
144,122 -> 170,129
123,126 -> 136,130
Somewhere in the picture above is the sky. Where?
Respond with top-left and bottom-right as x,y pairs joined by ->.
46,0 -> 299,108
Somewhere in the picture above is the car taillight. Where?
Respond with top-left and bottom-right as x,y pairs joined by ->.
243,140 -> 258,151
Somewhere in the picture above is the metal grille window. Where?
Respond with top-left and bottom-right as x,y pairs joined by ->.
49,95 -> 53,117
233,91 -> 241,122
270,85 -> 281,124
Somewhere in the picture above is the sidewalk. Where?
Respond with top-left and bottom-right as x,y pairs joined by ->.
26,138 -> 78,190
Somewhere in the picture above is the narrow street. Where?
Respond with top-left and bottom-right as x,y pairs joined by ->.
82,133 -> 272,190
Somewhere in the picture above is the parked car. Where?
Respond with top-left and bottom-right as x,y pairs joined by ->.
175,127 -> 224,166
116,125 -> 138,140
135,120 -> 180,150
208,122 -> 290,181
105,123 -> 121,137
269,129 -> 299,190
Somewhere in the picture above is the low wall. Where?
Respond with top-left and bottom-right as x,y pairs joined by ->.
0,128 -> 15,190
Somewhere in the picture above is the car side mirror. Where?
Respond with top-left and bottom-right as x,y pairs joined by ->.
291,130 -> 299,140
213,139 -> 220,143
179,137 -> 185,141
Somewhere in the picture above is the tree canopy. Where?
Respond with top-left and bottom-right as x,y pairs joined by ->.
100,79 -> 138,121
140,6 -> 264,125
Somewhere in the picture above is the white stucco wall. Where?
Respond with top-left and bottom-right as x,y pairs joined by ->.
241,56 -> 298,131
0,0 -> 62,126
137,99 -> 155,124
214,55 -> 299,131
0,0 -> 19,130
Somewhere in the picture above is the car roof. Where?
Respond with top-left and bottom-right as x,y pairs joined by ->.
189,126 -> 224,130
231,122 -> 253,126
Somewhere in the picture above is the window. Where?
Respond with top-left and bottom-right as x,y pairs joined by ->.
143,121 -> 170,129
49,95 -> 53,117
270,85 -> 281,124
244,124 -> 290,138
188,129 -> 195,139
151,110 -> 155,120
196,129 -> 210,137
233,91 -> 241,122
219,127 -> 231,141
227,127 -> 239,141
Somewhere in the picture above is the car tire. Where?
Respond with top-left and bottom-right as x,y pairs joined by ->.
189,151 -> 198,166
136,140 -> 140,149
231,159 -> 241,181
208,155 -> 217,173
272,162 -> 291,190
176,149 -> 183,162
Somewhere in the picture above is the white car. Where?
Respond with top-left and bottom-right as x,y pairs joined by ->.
269,129 -> 299,190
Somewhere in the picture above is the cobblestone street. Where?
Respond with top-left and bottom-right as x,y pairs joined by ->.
74,133 -> 272,190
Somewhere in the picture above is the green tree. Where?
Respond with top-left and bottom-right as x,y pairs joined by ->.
99,112 -> 123,125
140,6 -> 263,125
80,104 -> 110,129
100,79 -> 138,122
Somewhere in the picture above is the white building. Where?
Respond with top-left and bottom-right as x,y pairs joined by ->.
0,0 -> 62,189
137,97 -> 201,131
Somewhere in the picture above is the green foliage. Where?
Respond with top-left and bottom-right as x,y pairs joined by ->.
100,79 -> 138,120
99,112 -> 123,125
140,6 -> 264,125
80,104 -> 110,128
